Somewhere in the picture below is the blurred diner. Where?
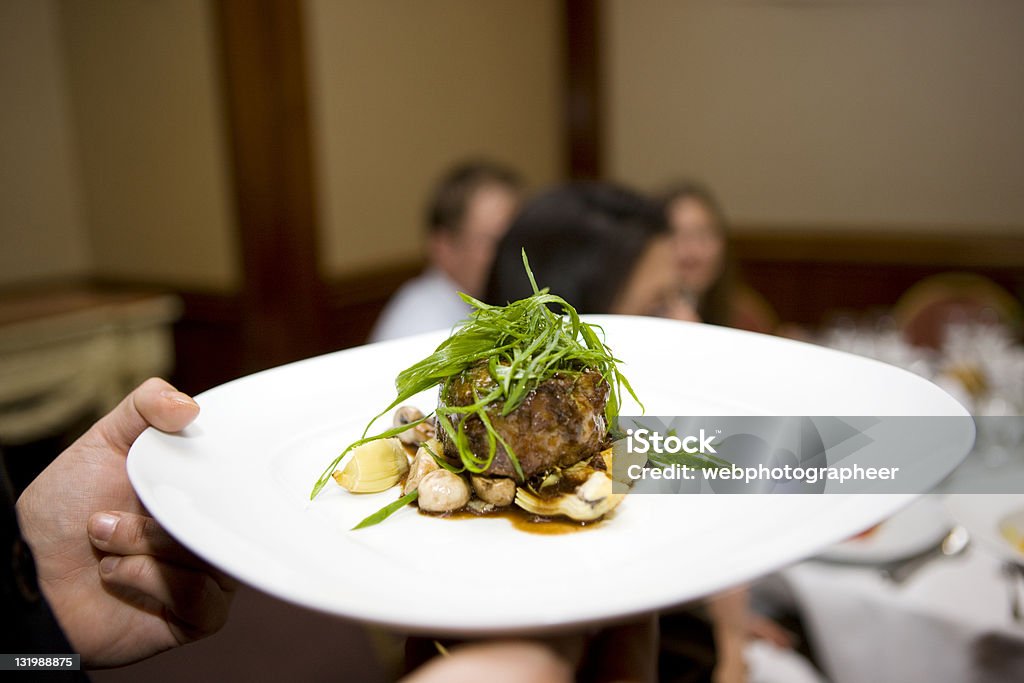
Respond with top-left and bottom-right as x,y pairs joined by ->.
662,182 -> 778,334
486,182 -> 691,320
369,160 -> 523,342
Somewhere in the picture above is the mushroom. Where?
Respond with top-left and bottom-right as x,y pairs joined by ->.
417,470 -> 470,513
470,475 -> 516,507
403,439 -> 442,496
393,406 -> 437,446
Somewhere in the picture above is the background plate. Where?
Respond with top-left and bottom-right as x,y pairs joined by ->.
815,496 -> 952,564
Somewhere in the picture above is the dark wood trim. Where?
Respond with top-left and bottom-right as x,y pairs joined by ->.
321,262 -> 424,308
167,290 -> 247,394
9,226 -> 1022,389
728,229 -> 1024,327
213,0 -> 324,372
731,227 -> 1024,268
319,262 -> 424,352
312,230 -> 1024,338
563,0 -> 603,179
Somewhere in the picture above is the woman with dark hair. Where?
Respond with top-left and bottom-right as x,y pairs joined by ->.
486,183 -> 696,321
662,182 -> 776,333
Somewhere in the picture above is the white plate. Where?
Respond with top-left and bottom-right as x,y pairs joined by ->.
945,494 -> 1024,565
127,316 -> 974,635
815,496 -> 952,564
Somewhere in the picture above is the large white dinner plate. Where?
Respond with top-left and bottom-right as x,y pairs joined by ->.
127,316 -> 973,635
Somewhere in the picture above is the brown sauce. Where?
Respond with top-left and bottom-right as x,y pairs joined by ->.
431,506 -> 604,535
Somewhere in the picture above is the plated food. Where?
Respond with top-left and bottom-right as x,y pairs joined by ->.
127,313 -> 974,630
311,254 -> 636,528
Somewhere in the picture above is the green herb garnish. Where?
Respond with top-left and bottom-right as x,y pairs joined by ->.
351,490 -> 419,530
310,250 -> 641,506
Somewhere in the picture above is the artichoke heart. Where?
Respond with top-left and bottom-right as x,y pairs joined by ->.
515,469 -> 624,522
333,438 -> 409,493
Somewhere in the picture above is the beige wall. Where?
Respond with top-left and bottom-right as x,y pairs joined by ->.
14,0 -> 1018,296
0,0 -> 91,287
59,0 -> 240,290
305,0 -> 563,277
605,0 -> 1024,232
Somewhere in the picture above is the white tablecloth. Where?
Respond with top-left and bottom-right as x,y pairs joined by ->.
779,443 -> 1024,683
783,533 -> 1024,682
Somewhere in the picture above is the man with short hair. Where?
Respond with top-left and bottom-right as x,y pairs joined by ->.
369,161 -> 522,342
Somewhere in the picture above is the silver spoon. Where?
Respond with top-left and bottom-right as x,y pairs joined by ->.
881,525 -> 971,584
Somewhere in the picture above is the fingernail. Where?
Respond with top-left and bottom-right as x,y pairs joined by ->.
100,555 -> 120,574
161,390 -> 198,408
89,513 -> 118,542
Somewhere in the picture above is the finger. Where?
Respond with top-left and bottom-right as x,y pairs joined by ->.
89,511 -> 195,565
99,554 -> 231,640
400,641 -> 572,683
89,511 -> 239,592
91,378 -> 199,453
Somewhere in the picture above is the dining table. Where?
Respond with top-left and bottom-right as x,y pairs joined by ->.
765,417 -> 1024,681
780,519 -> 1024,681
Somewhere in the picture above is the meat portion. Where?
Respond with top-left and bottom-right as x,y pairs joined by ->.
437,363 -> 610,479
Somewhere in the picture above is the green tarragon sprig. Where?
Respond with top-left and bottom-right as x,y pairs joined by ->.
310,250 -> 642,502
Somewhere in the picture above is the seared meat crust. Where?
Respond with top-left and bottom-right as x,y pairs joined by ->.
438,363 -> 610,478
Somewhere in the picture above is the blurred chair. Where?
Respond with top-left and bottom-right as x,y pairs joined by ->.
893,272 -> 1023,349
0,288 -> 180,492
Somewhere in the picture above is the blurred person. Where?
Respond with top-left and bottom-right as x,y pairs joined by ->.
370,161 -> 523,342
3,378 -> 648,681
662,182 -> 777,334
486,182 -> 694,321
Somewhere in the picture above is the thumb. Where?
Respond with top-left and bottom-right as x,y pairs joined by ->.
90,378 -> 200,453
